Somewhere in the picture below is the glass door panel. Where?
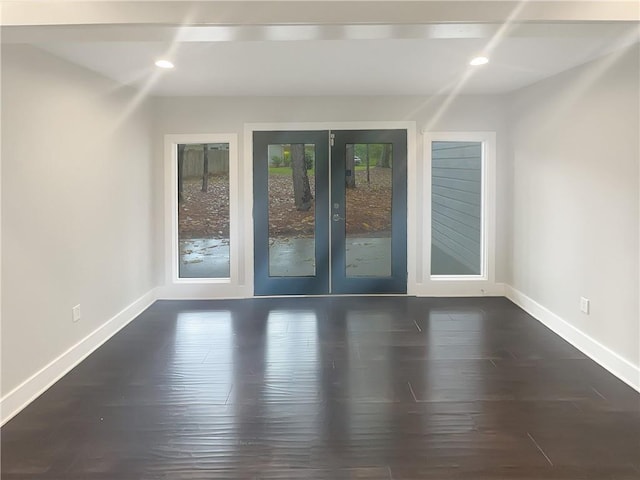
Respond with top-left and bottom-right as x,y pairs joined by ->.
253,131 -> 329,295
344,143 -> 393,277
253,129 -> 407,296
331,130 -> 407,294
267,143 -> 317,277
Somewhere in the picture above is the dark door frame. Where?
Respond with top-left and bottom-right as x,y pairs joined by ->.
253,130 -> 330,295
252,128 -> 409,296
330,129 -> 408,294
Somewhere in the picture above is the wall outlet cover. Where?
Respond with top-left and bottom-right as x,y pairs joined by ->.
580,297 -> 590,314
72,304 -> 81,323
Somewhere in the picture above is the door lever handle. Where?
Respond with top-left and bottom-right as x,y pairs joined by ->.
332,214 -> 344,222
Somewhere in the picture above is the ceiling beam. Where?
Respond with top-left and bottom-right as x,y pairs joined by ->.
3,22 -> 639,44
2,1 -> 639,27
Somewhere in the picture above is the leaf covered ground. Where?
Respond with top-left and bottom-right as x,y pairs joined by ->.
178,168 -> 393,239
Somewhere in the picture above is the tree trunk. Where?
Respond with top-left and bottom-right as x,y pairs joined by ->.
365,144 -> 370,184
345,144 -> 356,188
378,143 -> 392,168
201,144 -> 209,192
178,144 -> 185,203
291,144 -> 312,211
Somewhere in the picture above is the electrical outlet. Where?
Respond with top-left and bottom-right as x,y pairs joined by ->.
72,304 -> 81,323
580,297 -> 590,314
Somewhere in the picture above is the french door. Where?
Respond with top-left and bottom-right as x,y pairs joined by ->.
253,129 -> 407,295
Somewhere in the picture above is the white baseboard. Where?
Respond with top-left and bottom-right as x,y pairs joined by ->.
415,282 -> 506,297
4,285 -> 635,425
505,285 -> 640,393
155,283 -> 250,300
0,288 -> 158,426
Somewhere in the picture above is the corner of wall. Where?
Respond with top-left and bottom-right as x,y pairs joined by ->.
0,288 -> 158,426
504,45 -> 640,392
505,285 -> 640,393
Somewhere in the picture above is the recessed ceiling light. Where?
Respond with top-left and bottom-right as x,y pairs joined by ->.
470,56 -> 489,66
155,60 -> 175,69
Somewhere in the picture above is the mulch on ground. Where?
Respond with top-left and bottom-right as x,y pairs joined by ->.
178,168 -> 392,239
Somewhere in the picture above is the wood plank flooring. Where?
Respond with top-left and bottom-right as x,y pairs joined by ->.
2,297 -> 639,479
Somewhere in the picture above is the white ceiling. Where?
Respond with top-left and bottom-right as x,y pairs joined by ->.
19,22 -> 640,96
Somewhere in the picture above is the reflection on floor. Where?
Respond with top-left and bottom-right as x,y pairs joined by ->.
3,297 -> 638,479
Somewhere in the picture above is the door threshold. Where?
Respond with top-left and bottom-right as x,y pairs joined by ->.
253,293 -> 413,299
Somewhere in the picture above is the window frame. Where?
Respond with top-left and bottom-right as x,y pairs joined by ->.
163,133 -> 240,292
421,131 -> 496,295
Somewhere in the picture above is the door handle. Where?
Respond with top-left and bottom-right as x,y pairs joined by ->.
332,213 -> 344,222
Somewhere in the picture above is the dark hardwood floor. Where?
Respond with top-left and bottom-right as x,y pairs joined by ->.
2,297 -> 639,479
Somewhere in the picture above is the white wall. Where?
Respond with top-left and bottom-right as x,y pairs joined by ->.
2,38 -> 637,422
508,45 -> 640,373
1,45 -> 156,398
153,94 -> 510,289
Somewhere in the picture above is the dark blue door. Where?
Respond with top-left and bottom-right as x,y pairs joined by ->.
253,129 -> 407,296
